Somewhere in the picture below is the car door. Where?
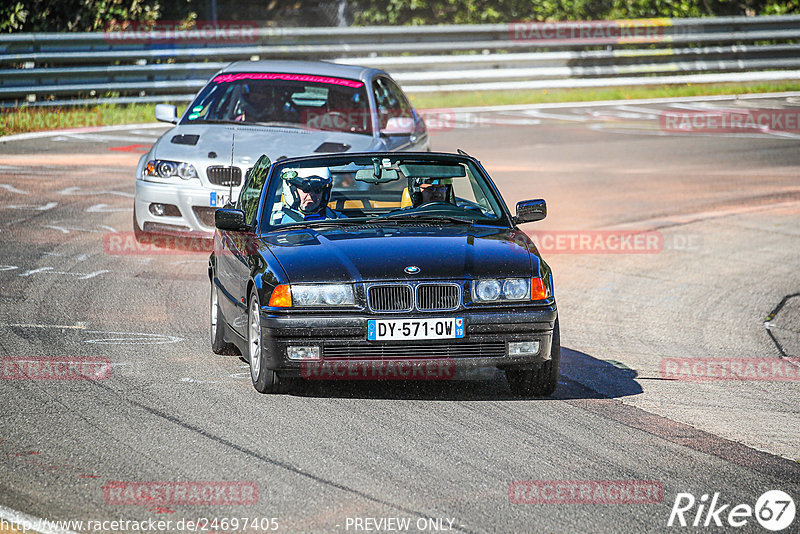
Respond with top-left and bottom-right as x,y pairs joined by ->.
217,154 -> 271,335
372,76 -> 429,151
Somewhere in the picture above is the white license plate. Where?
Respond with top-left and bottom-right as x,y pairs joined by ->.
367,318 -> 465,341
210,192 -> 230,207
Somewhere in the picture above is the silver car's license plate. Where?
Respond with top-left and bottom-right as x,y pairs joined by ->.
367,318 -> 465,341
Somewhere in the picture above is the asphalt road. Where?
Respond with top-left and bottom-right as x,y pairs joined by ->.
0,95 -> 799,534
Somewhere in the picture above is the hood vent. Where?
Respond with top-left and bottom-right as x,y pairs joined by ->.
315,142 -> 351,153
171,134 -> 200,146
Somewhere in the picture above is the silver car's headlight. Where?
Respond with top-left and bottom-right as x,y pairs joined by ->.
144,159 -> 198,180
291,284 -> 355,307
473,278 -> 532,302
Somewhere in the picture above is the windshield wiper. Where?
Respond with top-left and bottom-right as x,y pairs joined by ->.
369,213 -> 474,225
280,218 -> 373,229
193,119 -> 307,130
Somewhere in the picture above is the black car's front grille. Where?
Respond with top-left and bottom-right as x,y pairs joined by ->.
368,285 -> 413,312
417,284 -> 460,311
192,206 -> 216,227
323,342 -> 506,360
368,283 -> 462,312
206,166 -> 242,186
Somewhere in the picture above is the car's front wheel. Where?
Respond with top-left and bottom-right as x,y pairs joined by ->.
248,287 -> 286,394
210,282 -> 237,355
506,318 -> 561,397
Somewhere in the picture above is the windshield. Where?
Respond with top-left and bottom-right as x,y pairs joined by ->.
181,72 -> 372,135
260,155 -> 506,230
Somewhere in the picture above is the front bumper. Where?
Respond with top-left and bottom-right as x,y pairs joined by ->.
134,179 -> 238,235
257,307 -> 557,378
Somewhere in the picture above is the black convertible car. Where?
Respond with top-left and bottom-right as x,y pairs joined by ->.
209,151 -> 559,396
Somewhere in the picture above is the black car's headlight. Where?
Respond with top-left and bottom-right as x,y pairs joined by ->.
144,159 -> 198,180
269,284 -> 355,307
472,278 -> 550,302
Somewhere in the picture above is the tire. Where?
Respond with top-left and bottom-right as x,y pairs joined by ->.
210,281 -> 237,355
506,318 -> 561,397
248,287 -> 286,394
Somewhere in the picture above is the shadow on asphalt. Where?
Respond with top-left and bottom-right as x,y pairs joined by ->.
273,347 -> 644,401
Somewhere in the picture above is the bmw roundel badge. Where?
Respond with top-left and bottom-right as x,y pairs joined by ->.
404,266 -> 421,275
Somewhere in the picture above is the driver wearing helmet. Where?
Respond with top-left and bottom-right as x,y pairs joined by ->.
277,167 -> 345,223
411,177 -> 454,207
236,82 -> 271,123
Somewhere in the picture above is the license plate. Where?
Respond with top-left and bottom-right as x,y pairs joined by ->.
367,318 -> 465,341
210,192 -> 230,207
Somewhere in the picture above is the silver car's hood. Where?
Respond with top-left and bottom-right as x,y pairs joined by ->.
151,124 -> 382,169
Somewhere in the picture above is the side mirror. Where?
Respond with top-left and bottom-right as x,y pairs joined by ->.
381,116 -> 415,136
215,208 -> 249,231
155,104 -> 178,124
514,199 -> 547,224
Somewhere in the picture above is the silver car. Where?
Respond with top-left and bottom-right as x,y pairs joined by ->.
134,60 -> 430,238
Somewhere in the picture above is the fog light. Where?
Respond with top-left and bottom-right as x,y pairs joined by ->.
287,346 -> 321,360
149,203 -> 180,217
508,341 -> 539,356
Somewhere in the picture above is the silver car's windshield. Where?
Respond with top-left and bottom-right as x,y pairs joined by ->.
261,156 -> 506,230
182,72 -> 372,135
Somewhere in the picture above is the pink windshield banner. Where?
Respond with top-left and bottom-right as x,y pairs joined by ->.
212,72 -> 364,88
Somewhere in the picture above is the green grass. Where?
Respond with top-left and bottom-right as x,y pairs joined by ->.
2,80 -> 800,136
407,81 -> 800,108
0,104 -> 182,137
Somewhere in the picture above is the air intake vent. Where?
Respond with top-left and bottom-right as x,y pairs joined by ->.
368,285 -> 413,312
171,134 -> 199,145
207,166 -> 242,186
416,284 -> 461,311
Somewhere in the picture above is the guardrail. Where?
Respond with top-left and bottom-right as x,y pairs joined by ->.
1,15 -> 799,106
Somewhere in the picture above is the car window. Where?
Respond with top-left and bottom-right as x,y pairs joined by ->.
182,72 -> 372,135
372,77 -> 413,131
261,156 -> 506,230
238,155 -> 271,224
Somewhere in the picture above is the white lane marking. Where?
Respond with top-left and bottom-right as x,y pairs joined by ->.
0,122 -> 168,143
84,331 -> 183,345
42,224 -> 116,234
86,203 -> 128,213
17,267 -> 110,279
423,90 -> 800,113
2,324 -> 182,344
53,133 -> 157,143
180,377 -> 220,384
8,323 -> 87,329
607,199 -> 800,230
18,267 -> 52,277
42,225 -> 70,234
0,504 -> 79,534
0,265 -> 19,271
58,186 -> 133,199
0,184 -> 29,194
6,201 -> 57,211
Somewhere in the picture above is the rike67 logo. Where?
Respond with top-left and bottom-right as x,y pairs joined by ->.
668,490 -> 795,531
